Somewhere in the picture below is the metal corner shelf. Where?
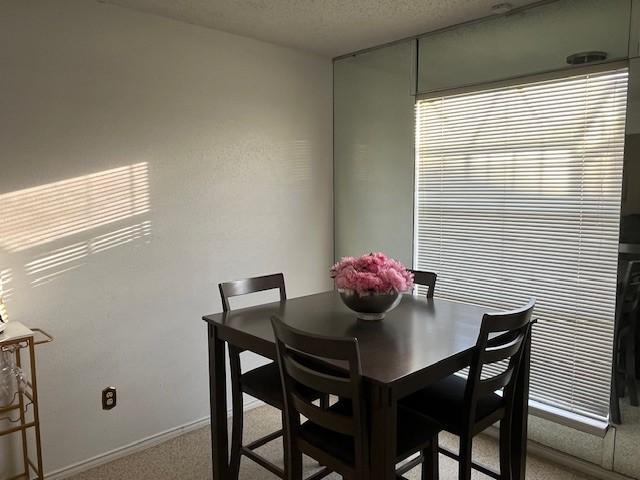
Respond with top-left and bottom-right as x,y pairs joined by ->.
0,322 -> 53,480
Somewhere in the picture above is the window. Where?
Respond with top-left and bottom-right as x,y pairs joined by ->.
414,67 -> 629,428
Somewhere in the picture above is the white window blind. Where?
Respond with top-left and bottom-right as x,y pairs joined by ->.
415,67 -> 629,424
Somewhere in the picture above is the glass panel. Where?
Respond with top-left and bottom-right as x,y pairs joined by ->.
614,58 -> 640,477
418,0 -> 631,94
415,68 -> 629,421
333,41 -> 415,265
622,58 -> 640,226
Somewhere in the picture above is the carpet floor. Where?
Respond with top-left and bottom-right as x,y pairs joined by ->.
67,404 -> 596,480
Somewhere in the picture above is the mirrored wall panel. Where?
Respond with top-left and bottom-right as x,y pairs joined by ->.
613,56 -> 640,479
334,41 -> 415,265
417,0 -> 631,94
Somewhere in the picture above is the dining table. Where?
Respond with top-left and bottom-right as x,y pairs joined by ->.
202,290 -> 532,480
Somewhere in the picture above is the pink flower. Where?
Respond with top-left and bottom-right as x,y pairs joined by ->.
330,252 -> 414,295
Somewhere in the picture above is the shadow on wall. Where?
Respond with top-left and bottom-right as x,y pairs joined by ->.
0,162 -> 153,298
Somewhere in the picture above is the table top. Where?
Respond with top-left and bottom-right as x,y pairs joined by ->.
0,321 -> 34,345
204,291 -> 494,387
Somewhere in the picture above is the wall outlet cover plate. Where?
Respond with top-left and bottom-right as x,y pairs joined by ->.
102,387 -> 117,410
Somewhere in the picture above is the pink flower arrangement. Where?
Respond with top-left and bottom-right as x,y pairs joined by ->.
330,252 -> 414,296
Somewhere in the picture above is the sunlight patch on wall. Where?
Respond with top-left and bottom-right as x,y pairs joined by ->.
91,221 -> 151,254
0,270 -> 13,302
25,221 -> 152,287
0,163 -> 150,252
25,243 -> 88,287
289,140 -> 312,182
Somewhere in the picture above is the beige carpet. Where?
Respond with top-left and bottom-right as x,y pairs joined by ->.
67,405 -> 595,480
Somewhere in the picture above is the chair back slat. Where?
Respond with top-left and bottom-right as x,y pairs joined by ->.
219,273 -> 286,311
272,316 -> 369,475
477,368 -> 514,397
409,269 -> 437,298
620,260 -> 640,286
617,261 -> 640,316
464,298 -> 536,427
619,261 -> 640,319
273,316 -> 360,362
480,330 -> 526,365
291,393 -> 355,436
627,282 -> 640,313
481,304 -> 532,334
284,354 -> 353,398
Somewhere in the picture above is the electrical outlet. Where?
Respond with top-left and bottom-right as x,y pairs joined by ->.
102,386 -> 116,410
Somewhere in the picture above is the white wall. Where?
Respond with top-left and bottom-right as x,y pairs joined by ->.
0,0 -> 333,476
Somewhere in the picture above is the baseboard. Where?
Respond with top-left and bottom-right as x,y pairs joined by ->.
45,398 -> 264,480
528,441 -> 635,480
483,427 -> 636,480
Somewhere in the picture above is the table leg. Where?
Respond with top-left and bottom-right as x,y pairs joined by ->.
14,345 -> 29,477
369,383 -> 397,480
511,331 -> 532,480
28,338 -> 45,477
208,323 -> 228,480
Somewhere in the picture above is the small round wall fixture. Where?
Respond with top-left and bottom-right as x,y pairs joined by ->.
566,51 -> 607,65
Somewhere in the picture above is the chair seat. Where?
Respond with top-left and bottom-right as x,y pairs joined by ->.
399,374 -> 504,434
240,362 -> 320,410
299,401 -> 439,466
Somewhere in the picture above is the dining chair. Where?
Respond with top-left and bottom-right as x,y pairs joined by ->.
400,298 -> 536,480
409,269 -> 437,298
271,315 -> 440,480
611,261 -> 640,423
219,273 -> 329,479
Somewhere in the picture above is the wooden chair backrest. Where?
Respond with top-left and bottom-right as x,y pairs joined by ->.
409,269 -> 437,298
271,316 -> 369,476
464,298 -> 536,430
219,273 -> 286,312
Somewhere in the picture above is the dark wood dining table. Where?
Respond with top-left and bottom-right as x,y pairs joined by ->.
202,291 -> 531,480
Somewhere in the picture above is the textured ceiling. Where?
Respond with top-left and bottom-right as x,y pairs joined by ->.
102,0 -> 540,57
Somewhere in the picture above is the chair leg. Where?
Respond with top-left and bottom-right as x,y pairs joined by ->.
422,437 -> 439,480
617,371 -> 627,398
320,394 -> 330,410
288,441 -> 303,480
626,332 -> 639,406
610,378 -> 622,424
499,415 -> 513,480
282,411 -> 291,479
229,348 -> 244,479
229,408 -> 243,478
610,326 -> 623,424
458,435 -> 473,480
